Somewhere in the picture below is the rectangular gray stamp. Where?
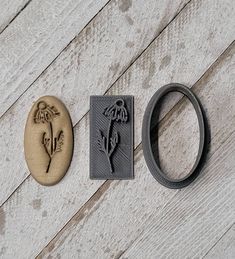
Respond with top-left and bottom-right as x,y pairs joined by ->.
90,96 -> 134,179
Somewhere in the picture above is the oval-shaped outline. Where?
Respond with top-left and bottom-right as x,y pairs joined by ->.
142,83 -> 206,189
24,96 -> 73,186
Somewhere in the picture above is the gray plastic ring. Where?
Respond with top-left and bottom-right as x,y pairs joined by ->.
142,83 -> 206,189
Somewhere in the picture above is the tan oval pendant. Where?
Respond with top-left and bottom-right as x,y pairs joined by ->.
24,96 -> 73,186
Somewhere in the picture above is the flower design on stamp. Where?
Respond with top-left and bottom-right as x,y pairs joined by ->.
97,99 -> 128,173
34,101 -> 64,173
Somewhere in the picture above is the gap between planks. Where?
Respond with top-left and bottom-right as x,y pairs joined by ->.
101,0 -> 193,97
202,223 -> 235,258
116,42 -> 235,259
36,40 -> 235,258
0,0 -> 112,119
0,0 -> 191,121
0,0 -> 32,35
119,131 -> 235,259
1,0 -> 234,257
0,0 -> 192,208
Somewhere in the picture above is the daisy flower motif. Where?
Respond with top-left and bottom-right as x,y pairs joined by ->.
98,98 -> 128,173
103,99 -> 128,122
34,100 -> 63,173
34,101 -> 60,124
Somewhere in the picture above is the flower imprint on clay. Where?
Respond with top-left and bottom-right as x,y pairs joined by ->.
97,99 -> 128,173
34,101 -> 64,173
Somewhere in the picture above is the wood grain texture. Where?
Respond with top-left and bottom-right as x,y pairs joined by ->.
37,40 -> 235,259
121,135 -> 235,259
0,0 -> 190,205
0,0 -> 109,117
0,0 -> 30,33
1,0 -> 234,258
204,224 -> 235,259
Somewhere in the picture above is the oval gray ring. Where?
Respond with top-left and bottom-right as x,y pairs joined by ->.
142,83 -> 206,189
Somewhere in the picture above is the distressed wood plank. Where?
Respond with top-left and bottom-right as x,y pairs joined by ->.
204,224 -> 235,259
37,41 -> 235,258
0,0 -> 31,34
1,0 -> 235,258
121,136 -> 235,259
0,0 -> 190,205
0,0 -> 110,117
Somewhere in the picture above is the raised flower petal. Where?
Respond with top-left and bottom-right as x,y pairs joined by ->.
34,101 -> 60,124
103,99 -> 128,123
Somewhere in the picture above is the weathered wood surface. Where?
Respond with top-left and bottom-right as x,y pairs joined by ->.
0,0 -> 234,258
0,0 -> 110,118
0,0 -> 190,206
0,0 -> 30,33
204,224 -> 235,259
38,40 -> 235,259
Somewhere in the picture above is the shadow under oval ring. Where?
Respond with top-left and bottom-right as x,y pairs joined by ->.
142,83 -> 207,189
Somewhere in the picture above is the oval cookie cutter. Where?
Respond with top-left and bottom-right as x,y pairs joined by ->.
142,83 -> 208,189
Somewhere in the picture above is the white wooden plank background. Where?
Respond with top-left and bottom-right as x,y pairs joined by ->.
0,0 -> 234,258
0,0 -> 30,33
204,224 -> 235,259
0,0 -> 110,117
0,0 -> 190,206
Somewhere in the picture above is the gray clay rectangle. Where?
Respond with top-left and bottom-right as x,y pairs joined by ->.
90,96 -> 134,179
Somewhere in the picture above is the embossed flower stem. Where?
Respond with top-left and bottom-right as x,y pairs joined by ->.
49,122 -> 53,156
35,101 -> 63,174
99,98 -> 127,174
45,122 -> 53,173
42,131 -> 52,173
46,157 -> 51,173
42,121 -> 54,173
106,119 -> 113,173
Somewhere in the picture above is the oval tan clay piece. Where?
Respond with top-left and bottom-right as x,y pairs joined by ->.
24,96 -> 73,186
